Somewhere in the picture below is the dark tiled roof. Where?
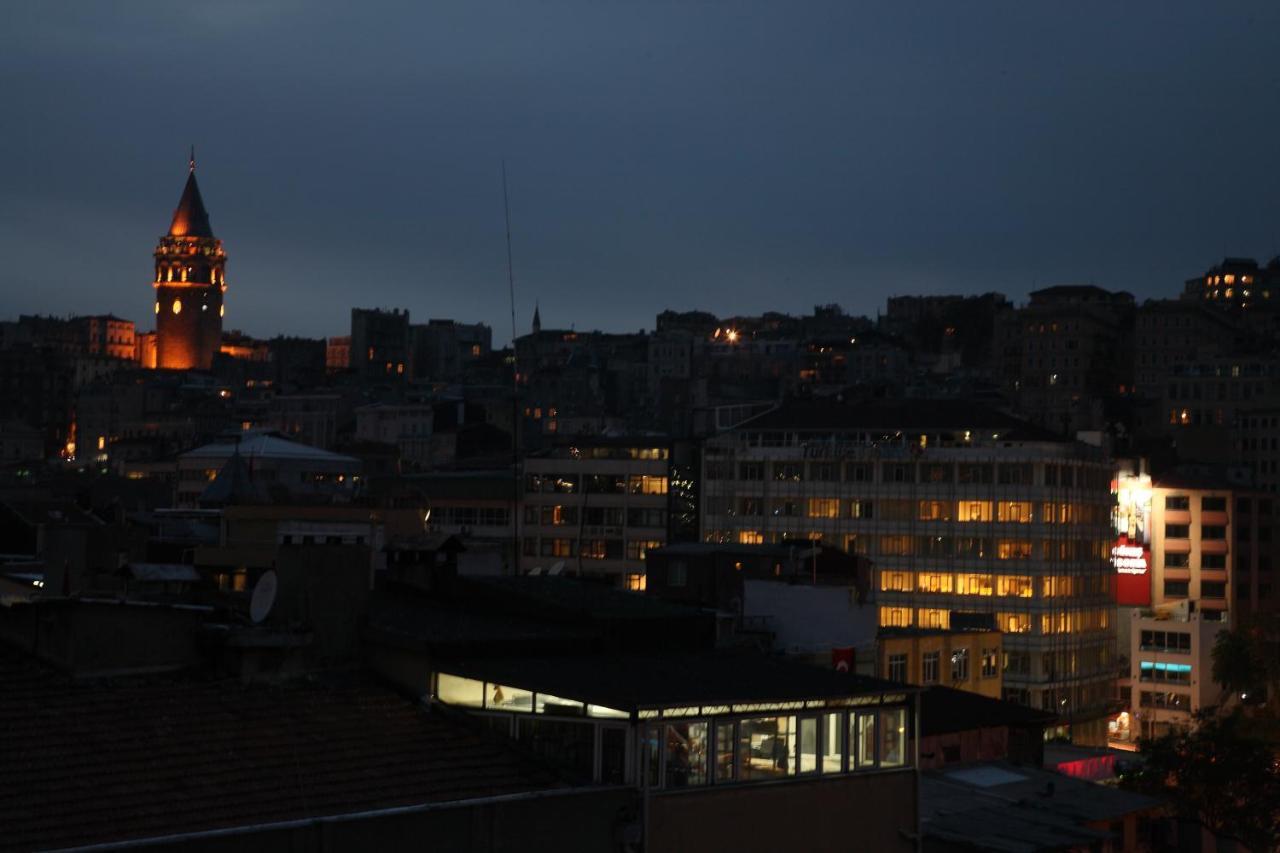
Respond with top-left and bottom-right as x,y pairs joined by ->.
0,643 -> 560,851
439,651 -> 912,713
920,685 -> 1055,736
737,398 -> 1065,441
168,170 -> 214,238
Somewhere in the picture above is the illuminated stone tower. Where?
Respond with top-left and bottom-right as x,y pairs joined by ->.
153,153 -> 225,369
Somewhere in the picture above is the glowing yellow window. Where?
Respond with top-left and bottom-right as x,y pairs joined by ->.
996,575 -> 1033,597
958,501 -> 992,522
879,570 -> 913,592
219,304 -> 225,318
878,606 -> 914,628
738,530 -> 764,545
154,301 -> 160,314
955,573 -> 994,595
807,498 -> 840,518
629,475 -> 668,495
997,612 -> 1031,633
996,501 -> 1033,523
171,299 -> 182,314
996,540 -> 1033,560
916,608 -> 950,629
916,572 -> 954,593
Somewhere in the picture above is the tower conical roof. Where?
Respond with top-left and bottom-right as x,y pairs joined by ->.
168,167 -> 214,238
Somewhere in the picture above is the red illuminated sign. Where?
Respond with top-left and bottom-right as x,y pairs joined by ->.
1112,536 -> 1151,606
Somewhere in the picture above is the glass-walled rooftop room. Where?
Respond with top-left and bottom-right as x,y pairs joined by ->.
436,672 -> 912,789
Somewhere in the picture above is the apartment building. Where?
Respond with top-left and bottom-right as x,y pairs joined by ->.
520,437 -> 671,586
1115,607 -> 1226,743
701,398 -> 1116,743
1113,466 -> 1270,624
994,285 -> 1135,434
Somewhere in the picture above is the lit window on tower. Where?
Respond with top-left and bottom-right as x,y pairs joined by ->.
172,299 -> 182,314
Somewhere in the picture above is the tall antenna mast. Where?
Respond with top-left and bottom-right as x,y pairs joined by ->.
503,161 -> 517,350
503,162 -> 521,575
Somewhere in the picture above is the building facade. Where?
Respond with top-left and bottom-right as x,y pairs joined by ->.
1113,467 -> 1269,624
877,628 -> 1003,700
153,157 -> 225,370
1119,608 -> 1226,743
350,308 -> 409,380
701,399 -> 1116,742
521,438 -> 671,586
994,285 -> 1134,434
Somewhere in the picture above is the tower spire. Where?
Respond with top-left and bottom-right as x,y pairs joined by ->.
189,145 -> 196,173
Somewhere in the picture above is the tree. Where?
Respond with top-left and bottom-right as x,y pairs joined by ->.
1119,711 -> 1280,851
1211,615 -> 1280,712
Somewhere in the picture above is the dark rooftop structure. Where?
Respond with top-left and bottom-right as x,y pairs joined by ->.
922,761 -> 1164,852
737,397 -> 1066,442
439,651 -> 911,716
367,575 -> 717,657
919,685 -> 1056,738
1027,284 -> 1134,303
198,448 -> 268,507
0,642 -> 567,852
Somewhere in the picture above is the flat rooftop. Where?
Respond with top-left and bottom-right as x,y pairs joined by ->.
439,651 -> 913,715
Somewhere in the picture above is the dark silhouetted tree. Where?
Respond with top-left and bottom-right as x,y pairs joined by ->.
1119,711 -> 1280,850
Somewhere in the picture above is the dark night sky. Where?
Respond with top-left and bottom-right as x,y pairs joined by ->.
4,2 -> 1280,344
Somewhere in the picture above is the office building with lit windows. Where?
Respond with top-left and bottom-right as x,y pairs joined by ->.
701,399 -> 1116,743
520,437 -> 672,586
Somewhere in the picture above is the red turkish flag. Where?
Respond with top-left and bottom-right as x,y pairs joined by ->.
832,647 -> 855,672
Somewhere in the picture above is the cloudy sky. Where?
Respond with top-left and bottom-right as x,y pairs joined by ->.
3,2 -> 1279,343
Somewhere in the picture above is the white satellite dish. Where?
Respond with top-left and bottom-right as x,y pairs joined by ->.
249,570 -> 278,624
548,560 -> 565,576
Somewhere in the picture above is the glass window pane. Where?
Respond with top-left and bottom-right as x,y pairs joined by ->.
855,712 -> 877,768
798,717 -> 818,774
738,716 -> 797,781
437,673 -> 484,707
535,693 -> 585,715
880,708 -> 906,767
486,683 -> 533,712
645,724 -> 661,787
715,721 -> 735,783
515,717 -> 595,782
821,712 -> 844,773
601,727 -> 627,784
665,721 -> 709,787
587,704 -> 630,719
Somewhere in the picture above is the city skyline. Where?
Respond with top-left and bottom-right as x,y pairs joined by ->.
5,2 -> 1280,344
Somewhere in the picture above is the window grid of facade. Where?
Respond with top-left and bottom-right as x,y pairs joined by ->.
701,430 -> 1115,719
